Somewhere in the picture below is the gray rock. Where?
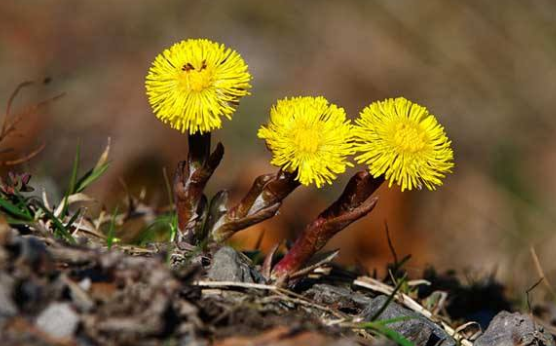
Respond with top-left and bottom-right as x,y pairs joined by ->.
35,303 -> 79,339
361,295 -> 456,346
207,247 -> 264,283
0,273 -> 18,320
474,311 -> 554,346
305,284 -> 373,313
179,335 -> 209,346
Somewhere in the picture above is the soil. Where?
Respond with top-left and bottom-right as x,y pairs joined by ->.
0,224 -> 554,346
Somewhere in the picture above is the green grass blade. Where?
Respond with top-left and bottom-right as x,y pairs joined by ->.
369,274 -> 408,321
162,166 -> 179,243
169,212 -> 178,243
361,316 -> 413,328
35,201 -> 76,244
0,197 -> 33,221
61,142 -> 81,218
106,206 -> 119,249
372,325 -> 414,346
69,142 -> 81,194
136,214 -> 175,245
64,208 -> 82,229
75,162 -> 110,193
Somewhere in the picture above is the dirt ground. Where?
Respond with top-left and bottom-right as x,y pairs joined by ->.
0,219 -> 555,346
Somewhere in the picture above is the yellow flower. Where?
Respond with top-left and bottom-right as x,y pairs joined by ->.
258,96 -> 353,188
145,39 -> 252,134
353,97 -> 454,191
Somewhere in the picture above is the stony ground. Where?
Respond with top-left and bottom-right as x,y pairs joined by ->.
0,223 -> 554,346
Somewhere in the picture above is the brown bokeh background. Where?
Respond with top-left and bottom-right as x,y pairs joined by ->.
2,0 -> 556,294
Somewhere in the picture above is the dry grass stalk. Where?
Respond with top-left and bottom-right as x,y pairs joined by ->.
354,276 -> 474,346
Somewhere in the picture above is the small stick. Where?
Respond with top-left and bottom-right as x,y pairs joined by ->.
287,249 -> 339,280
194,280 -> 277,291
530,246 -> 556,300
2,143 -> 45,166
384,221 -> 398,264
526,277 -> 544,314
3,81 -> 34,132
193,280 -> 347,319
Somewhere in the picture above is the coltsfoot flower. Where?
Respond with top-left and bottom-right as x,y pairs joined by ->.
258,96 -> 353,188
145,39 -> 252,134
353,97 -> 454,191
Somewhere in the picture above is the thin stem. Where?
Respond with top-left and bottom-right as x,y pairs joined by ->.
174,132 -> 223,246
188,132 -> 211,170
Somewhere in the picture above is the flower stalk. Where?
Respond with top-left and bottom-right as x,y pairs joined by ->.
174,133 -> 223,245
209,170 -> 300,243
271,171 -> 383,285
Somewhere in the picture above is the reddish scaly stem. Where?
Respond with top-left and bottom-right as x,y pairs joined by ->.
272,171 -> 383,283
174,133 -> 223,245
210,170 -> 300,243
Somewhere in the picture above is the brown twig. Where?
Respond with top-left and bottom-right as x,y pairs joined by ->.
384,221 -> 398,265
3,80 -> 34,132
530,246 -> 556,300
0,81 -> 64,166
526,277 -> 544,314
1,91 -> 65,142
194,280 -> 347,319
287,249 -> 339,280
1,142 -> 46,166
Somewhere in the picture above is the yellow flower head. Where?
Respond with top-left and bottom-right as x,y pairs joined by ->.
353,97 -> 454,191
145,39 -> 252,134
258,96 -> 354,188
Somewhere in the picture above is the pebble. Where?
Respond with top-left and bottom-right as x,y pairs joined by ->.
207,247 -> 264,283
35,303 -> 79,339
474,311 -> 554,346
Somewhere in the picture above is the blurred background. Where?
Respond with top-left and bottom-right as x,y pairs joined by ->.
1,0 -> 556,295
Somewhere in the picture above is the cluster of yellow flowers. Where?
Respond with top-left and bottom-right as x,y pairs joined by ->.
146,39 -> 454,191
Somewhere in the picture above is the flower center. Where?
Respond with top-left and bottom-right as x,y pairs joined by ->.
292,126 -> 320,154
392,122 -> 427,153
180,62 -> 213,92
